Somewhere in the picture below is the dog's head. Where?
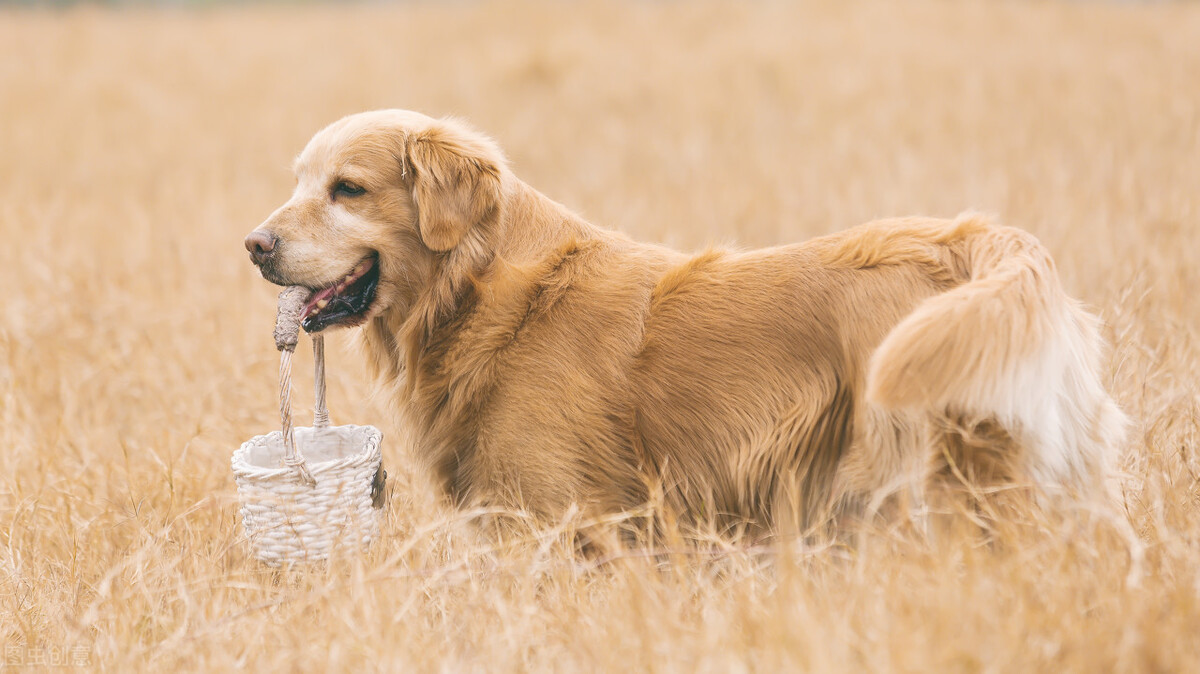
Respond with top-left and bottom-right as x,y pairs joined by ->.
245,109 -> 505,332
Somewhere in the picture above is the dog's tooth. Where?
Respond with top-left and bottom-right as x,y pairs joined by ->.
354,262 -> 366,275
316,299 -> 328,309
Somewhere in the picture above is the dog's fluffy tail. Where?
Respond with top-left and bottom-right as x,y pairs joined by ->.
865,214 -> 1126,496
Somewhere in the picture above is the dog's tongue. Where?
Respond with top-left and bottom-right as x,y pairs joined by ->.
302,286 -> 338,318
299,256 -> 377,321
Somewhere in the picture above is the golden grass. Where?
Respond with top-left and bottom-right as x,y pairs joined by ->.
2,1 -> 1200,670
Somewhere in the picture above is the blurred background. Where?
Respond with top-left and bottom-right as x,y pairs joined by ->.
2,1 -> 1199,670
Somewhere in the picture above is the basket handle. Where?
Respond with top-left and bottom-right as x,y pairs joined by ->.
274,287 -> 323,486
313,334 -> 331,429
277,349 -> 315,485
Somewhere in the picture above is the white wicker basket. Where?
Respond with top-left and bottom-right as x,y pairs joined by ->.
232,333 -> 385,566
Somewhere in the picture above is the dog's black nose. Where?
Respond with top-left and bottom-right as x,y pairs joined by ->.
245,230 -> 278,265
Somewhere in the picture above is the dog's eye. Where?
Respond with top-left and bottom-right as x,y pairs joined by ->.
333,181 -> 366,197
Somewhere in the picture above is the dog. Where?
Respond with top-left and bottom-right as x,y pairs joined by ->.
245,109 -> 1126,536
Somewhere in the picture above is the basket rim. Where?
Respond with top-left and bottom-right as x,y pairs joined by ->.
232,423 -> 382,481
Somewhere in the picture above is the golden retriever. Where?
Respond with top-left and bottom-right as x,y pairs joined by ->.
245,109 -> 1126,535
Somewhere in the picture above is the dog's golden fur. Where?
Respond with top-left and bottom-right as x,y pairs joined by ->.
250,109 -> 1127,535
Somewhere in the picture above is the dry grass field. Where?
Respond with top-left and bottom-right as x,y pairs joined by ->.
2,1 -> 1200,671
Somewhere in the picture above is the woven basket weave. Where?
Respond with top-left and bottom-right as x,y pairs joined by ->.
232,333 -> 384,566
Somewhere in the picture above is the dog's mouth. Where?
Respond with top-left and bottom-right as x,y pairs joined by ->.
300,254 -> 380,333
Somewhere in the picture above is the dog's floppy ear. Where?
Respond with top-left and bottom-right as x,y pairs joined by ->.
405,123 -> 504,252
